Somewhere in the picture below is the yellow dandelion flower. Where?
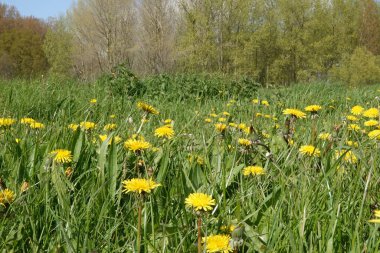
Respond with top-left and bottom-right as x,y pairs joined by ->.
99,134 -> 108,142
238,138 -> 251,146
261,100 -> 269,106
20,117 -> 35,124
299,145 -> 320,157
90,98 -> 97,104
228,123 -> 237,128
202,234 -> 232,253
237,123 -> 247,130
205,118 -> 212,123
283,108 -> 306,119
369,209 -> 380,223
137,101 -> 159,115
104,123 -> 117,131
318,132 -> 332,141
347,124 -> 361,132
122,178 -> 161,194
346,140 -> 358,148
80,121 -> 96,130
222,112 -> 230,116
218,117 -> 227,122
113,136 -> 122,144
0,189 -> 15,206
346,115 -> 359,121
221,225 -> 236,233
185,193 -> 216,212
215,123 -> 227,133
154,125 -> 175,139
68,124 -> 79,131
29,122 -> 45,129
243,166 -> 265,176
0,118 -> 16,127
109,114 -> 116,119
305,105 -> 322,112
335,150 -> 357,164
50,149 -> 72,164
124,138 -> 151,152
210,113 -> 218,118
252,99 -> 259,104
351,105 -> 364,115
368,129 -> 380,140
363,108 -> 379,118
243,127 -> 251,134
164,119 -> 173,124
262,131 -> 270,139
364,120 -> 378,127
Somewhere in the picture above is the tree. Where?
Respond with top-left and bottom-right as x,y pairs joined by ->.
133,0 -> 178,74
358,0 -> 380,55
68,0 -> 136,79
43,18 -> 74,77
0,4 -> 48,78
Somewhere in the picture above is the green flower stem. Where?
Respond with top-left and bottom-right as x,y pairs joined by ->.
197,215 -> 202,253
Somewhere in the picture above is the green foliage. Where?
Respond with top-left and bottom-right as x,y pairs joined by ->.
143,74 -> 261,101
330,47 -> 380,86
0,79 -> 379,251
43,19 -> 73,78
0,29 -> 48,78
97,63 -> 146,98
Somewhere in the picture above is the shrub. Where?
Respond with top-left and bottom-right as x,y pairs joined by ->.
97,64 -> 146,98
330,47 -> 380,86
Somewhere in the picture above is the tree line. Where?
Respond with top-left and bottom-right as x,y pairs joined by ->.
1,0 -> 380,85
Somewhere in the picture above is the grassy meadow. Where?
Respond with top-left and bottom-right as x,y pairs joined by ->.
0,78 -> 380,252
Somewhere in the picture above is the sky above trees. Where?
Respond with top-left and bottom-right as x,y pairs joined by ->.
0,0 -> 75,19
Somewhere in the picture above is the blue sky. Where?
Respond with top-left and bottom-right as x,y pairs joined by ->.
0,0 -> 76,19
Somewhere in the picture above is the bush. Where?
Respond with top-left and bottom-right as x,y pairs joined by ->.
97,64 -> 146,98
143,74 -> 261,101
330,47 -> 380,86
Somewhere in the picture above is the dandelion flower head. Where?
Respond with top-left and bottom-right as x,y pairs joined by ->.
283,108 -> 306,119
0,118 -> 16,127
363,108 -> 379,118
351,105 -> 364,115
50,149 -> 73,164
238,138 -> 252,146
124,138 -> 151,152
137,101 -> 159,115
299,145 -> 320,157
243,166 -> 265,176
122,178 -> 161,194
368,129 -> 380,140
305,105 -> 322,112
202,234 -> 232,253
369,210 -> 380,223
29,122 -> 45,129
80,121 -> 96,130
0,189 -> 15,206
154,125 -> 175,139
185,192 -> 216,212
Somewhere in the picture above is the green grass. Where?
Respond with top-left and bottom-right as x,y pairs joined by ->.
0,79 -> 379,252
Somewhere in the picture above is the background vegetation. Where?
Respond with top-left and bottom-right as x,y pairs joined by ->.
1,0 -> 380,85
